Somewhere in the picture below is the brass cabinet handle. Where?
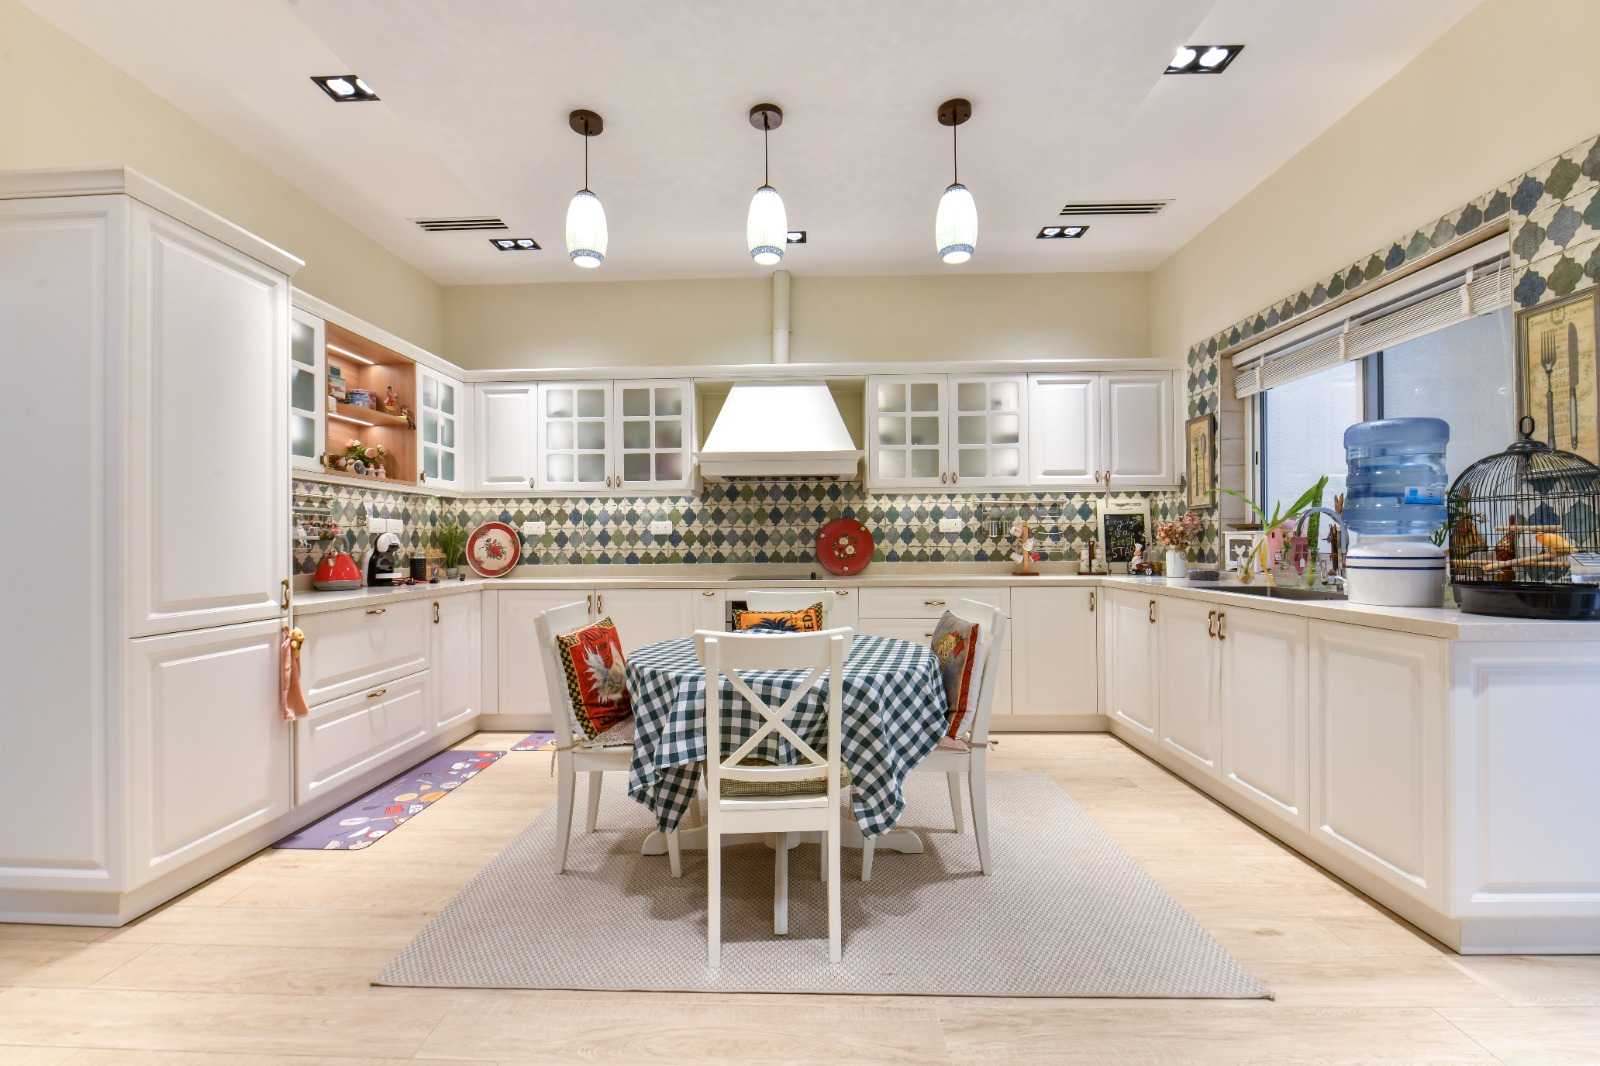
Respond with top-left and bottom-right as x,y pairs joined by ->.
280,579 -> 290,612
941,472 -> 948,484
366,608 -> 386,616
952,472 -> 959,483
433,601 -> 441,624
1207,609 -> 1217,638
528,476 -> 536,488
1148,599 -> 1157,624
1088,590 -> 1096,612
924,599 -> 946,607
597,593 -> 604,613
835,590 -> 849,596
586,593 -> 593,614
923,632 -> 934,640
366,688 -> 387,699
1216,612 -> 1227,640
702,590 -> 716,597
419,471 -> 427,483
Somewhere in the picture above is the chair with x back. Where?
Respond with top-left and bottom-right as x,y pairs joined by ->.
696,627 -> 853,966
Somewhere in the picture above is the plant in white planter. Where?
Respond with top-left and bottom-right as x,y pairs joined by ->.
437,521 -> 467,578
1154,511 -> 1204,579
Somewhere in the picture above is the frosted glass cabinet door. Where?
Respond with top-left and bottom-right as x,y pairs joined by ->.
289,308 -> 325,472
416,364 -> 464,489
868,375 -> 948,489
951,375 -> 1029,487
536,381 -> 612,491
616,380 -> 691,492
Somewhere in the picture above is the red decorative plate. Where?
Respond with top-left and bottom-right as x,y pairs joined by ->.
817,518 -> 873,576
466,521 -> 521,578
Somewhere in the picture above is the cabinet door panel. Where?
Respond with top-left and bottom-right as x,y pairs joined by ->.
297,599 -> 432,707
497,590 -> 594,718
289,309 -> 326,473
1028,375 -> 1102,488
1156,597 -> 1218,776
127,620 -> 292,886
431,594 -> 482,733
1009,587 -> 1097,717
950,375 -> 1028,488
417,365 -> 465,490
537,381 -> 611,491
295,672 -> 431,806
867,376 -> 948,490
473,384 -> 537,490
596,589 -> 705,653
615,380 -> 693,492
1218,609 -> 1308,829
1105,590 -> 1158,739
1103,373 -> 1175,486
128,204 -> 288,635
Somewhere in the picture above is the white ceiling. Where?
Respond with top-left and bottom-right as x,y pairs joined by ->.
23,0 -> 1484,285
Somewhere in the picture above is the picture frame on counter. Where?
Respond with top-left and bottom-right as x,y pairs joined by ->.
1221,530 -> 1256,572
1514,288 -> 1598,464
1097,498 -> 1150,574
1184,413 -> 1217,509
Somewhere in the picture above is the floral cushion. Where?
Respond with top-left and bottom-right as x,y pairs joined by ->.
731,602 -> 824,633
930,611 -> 982,738
554,617 -> 633,741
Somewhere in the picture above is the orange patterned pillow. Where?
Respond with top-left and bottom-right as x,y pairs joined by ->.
731,603 -> 824,633
554,617 -> 633,740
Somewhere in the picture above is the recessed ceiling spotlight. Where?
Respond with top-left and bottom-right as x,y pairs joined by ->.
311,75 -> 379,102
490,238 -> 542,251
1165,44 -> 1243,74
1036,225 -> 1088,239
786,231 -> 807,244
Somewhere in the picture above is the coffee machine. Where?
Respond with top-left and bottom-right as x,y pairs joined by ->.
366,531 -> 403,586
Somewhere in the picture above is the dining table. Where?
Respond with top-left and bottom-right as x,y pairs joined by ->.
625,632 -> 949,859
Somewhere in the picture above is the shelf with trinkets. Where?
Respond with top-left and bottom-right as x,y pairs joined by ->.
321,320 -> 418,484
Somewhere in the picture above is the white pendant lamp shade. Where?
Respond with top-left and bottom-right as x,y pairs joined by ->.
747,184 -> 787,266
566,188 -> 607,269
936,182 -> 977,265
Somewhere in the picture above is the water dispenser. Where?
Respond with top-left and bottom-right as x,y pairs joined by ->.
1342,418 -> 1450,607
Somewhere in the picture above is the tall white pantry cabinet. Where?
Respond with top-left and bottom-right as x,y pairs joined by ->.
0,168 -> 300,925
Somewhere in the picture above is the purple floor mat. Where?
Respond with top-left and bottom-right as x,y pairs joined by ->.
512,731 -> 554,751
273,748 -> 506,850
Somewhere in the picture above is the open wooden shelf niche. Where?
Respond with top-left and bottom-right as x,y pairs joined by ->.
323,321 -> 417,486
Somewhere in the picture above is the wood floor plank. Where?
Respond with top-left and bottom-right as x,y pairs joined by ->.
1446,955 -> 1600,1006
89,943 -> 403,996
1438,1007 -> 1600,1065
0,939 -> 150,989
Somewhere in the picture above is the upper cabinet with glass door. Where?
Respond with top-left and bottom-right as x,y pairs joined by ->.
616,380 -> 691,493
951,376 -> 1028,487
869,376 -> 947,490
867,374 -> 1028,490
536,381 -> 611,492
532,379 -> 694,494
288,308 -> 325,472
416,364 -> 464,490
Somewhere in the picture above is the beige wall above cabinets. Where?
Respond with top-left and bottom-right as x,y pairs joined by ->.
1150,0 -> 1600,357
443,270 -> 1151,370
0,0 -> 445,352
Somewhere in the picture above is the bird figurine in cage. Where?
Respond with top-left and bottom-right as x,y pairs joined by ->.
1449,416 -> 1600,619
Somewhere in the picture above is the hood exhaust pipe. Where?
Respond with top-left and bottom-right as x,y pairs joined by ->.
772,268 -> 791,364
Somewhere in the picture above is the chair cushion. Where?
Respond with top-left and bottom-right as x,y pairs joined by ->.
731,602 -> 825,633
931,610 -> 982,738
719,759 -> 851,798
554,617 -> 634,741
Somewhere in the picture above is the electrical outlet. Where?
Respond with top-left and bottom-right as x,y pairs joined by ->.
938,517 -> 963,533
386,518 -> 405,534
649,520 -> 673,536
522,520 -> 546,536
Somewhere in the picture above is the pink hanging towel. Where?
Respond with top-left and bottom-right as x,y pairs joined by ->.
281,626 -> 309,721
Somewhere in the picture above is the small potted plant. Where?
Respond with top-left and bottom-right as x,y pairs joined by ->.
1154,511 -> 1205,580
437,521 -> 467,579
343,438 -> 385,477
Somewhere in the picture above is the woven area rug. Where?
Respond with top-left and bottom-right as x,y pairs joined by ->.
274,749 -> 505,850
375,771 -> 1269,998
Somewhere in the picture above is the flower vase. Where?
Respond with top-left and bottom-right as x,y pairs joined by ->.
1164,549 -> 1188,581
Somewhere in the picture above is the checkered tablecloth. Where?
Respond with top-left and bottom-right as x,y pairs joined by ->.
625,634 -> 949,836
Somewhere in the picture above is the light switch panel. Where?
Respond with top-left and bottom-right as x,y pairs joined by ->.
522,520 -> 546,536
938,517 -> 963,533
649,520 -> 673,535
386,518 -> 405,534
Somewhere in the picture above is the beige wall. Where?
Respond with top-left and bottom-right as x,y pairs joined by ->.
1150,0 -> 1600,357
0,0 -> 444,351
443,271 -> 1150,369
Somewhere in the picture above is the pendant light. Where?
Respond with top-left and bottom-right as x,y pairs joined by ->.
746,103 -> 787,267
935,98 -> 976,265
566,109 -> 607,269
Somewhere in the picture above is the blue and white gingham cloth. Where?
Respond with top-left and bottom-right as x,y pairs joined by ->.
625,634 -> 948,836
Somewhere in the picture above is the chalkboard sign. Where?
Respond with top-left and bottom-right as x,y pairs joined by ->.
1101,511 -> 1148,564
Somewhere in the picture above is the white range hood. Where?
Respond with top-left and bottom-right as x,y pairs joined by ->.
697,382 -> 863,481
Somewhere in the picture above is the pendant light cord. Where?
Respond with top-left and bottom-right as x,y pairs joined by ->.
952,120 -> 959,185
583,120 -> 590,192
763,113 -> 771,186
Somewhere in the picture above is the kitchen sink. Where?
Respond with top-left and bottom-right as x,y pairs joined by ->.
1213,584 -> 1347,602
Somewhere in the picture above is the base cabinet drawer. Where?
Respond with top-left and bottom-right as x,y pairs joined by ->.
856,586 -> 1010,621
295,671 -> 432,806
298,600 -> 431,706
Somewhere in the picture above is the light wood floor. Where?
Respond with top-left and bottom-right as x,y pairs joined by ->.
3,732 -> 1598,1065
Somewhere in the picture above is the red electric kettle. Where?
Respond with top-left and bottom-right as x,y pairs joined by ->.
312,547 -> 363,590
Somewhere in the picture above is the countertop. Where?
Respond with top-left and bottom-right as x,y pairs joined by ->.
290,564 -> 1600,641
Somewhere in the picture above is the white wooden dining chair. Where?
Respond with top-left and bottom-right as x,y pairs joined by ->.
861,597 -> 1008,880
696,627 -> 853,966
740,590 -> 832,628
535,602 -> 680,877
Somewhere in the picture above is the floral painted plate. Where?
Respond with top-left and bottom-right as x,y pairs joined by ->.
817,517 -> 873,576
466,521 -> 521,578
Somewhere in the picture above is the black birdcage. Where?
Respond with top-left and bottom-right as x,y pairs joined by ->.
1448,416 -> 1600,619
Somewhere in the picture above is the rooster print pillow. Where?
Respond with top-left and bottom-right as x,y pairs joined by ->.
554,617 -> 633,740
930,611 -> 982,739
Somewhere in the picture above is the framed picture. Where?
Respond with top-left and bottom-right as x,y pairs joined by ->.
1515,288 -> 1599,463
1184,413 -> 1217,509
1221,530 -> 1257,572
1097,499 -> 1150,573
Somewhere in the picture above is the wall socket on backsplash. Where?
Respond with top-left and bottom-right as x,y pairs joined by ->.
521,520 -> 546,536
938,517 -> 963,533
649,520 -> 673,536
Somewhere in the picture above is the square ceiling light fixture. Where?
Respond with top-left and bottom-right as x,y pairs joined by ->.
311,75 -> 380,101
1037,225 -> 1088,239
490,238 -> 541,251
1164,45 -> 1243,74
786,231 -> 807,244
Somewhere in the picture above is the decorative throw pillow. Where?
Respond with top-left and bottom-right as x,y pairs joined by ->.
554,617 -> 633,741
930,611 -> 982,738
731,602 -> 825,633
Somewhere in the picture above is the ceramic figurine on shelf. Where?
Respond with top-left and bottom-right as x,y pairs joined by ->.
382,386 -> 402,415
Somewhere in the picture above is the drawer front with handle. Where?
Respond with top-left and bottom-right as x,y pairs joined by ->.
296,599 -> 432,707
294,671 -> 431,806
856,586 -> 1011,620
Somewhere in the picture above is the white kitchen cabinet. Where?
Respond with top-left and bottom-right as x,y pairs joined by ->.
950,376 -> 1029,487
296,671 -> 432,806
1008,587 -> 1098,718
1309,621 -> 1446,909
1029,372 -> 1177,489
615,380 -> 692,492
1104,589 -> 1159,740
125,620 -> 293,888
296,598 -> 432,708
867,375 -> 1028,490
867,375 -> 948,490
430,594 -> 481,735
537,380 -> 612,491
597,587 -> 720,650
289,307 -> 326,473
1155,596 -> 1218,776
1028,374 -> 1102,489
417,364 -> 465,490
472,382 -> 538,491
1103,372 -> 1176,486
853,587 -> 1013,715
1217,607 -> 1309,831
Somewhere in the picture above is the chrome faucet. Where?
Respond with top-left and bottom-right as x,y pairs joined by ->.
1294,507 -> 1347,590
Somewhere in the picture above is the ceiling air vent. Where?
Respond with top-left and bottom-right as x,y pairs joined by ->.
1058,200 -> 1170,217
411,217 -> 509,233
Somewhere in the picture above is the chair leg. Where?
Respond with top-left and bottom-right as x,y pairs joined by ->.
860,835 -> 875,882
773,833 -> 789,935
827,828 -> 842,963
554,756 -> 575,874
947,770 -> 966,833
970,750 -> 991,875
708,827 -> 721,968
585,770 -> 603,833
667,828 -> 682,878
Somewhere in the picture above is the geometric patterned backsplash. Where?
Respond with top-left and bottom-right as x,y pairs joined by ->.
292,477 -> 1184,576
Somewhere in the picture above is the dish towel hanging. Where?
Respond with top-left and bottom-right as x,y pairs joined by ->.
281,626 -> 308,722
